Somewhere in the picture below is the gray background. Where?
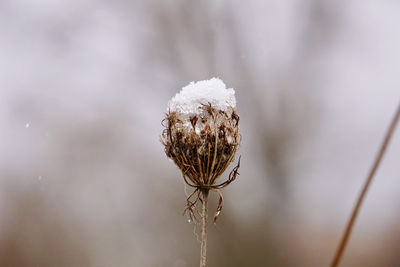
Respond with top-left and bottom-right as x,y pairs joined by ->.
0,0 -> 399,266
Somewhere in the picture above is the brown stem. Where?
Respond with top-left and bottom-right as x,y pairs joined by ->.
330,102 -> 400,267
200,190 -> 209,267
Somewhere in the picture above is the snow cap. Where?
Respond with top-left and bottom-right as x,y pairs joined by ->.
168,78 -> 236,114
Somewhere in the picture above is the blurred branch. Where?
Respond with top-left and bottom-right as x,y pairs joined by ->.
330,101 -> 400,267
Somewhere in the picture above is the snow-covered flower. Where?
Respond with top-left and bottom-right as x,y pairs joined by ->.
161,78 -> 241,223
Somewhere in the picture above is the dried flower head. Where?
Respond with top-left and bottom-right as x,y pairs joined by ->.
161,78 -> 241,224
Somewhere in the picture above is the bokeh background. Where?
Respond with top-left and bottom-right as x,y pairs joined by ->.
1,0 -> 400,266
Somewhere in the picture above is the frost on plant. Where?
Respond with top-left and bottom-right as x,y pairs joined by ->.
161,78 -> 241,224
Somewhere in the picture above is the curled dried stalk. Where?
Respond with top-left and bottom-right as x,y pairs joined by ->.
162,102 -> 241,267
330,102 -> 400,267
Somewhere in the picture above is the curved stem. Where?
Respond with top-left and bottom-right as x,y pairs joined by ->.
200,190 -> 209,267
330,102 -> 400,267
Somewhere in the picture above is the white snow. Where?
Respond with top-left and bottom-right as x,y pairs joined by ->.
168,78 -> 236,114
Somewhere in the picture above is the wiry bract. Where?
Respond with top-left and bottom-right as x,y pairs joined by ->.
161,78 -> 241,223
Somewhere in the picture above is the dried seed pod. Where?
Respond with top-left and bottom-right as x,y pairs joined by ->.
161,78 -> 241,224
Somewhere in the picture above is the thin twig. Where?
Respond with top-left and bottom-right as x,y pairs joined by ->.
200,190 -> 209,267
330,102 -> 400,267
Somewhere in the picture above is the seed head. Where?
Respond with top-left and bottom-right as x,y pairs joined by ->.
162,78 -> 240,187
161,78 -> 241,223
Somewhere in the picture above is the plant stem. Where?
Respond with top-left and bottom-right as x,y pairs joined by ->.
200,190 -> 209,267
330,102 -> 400,267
